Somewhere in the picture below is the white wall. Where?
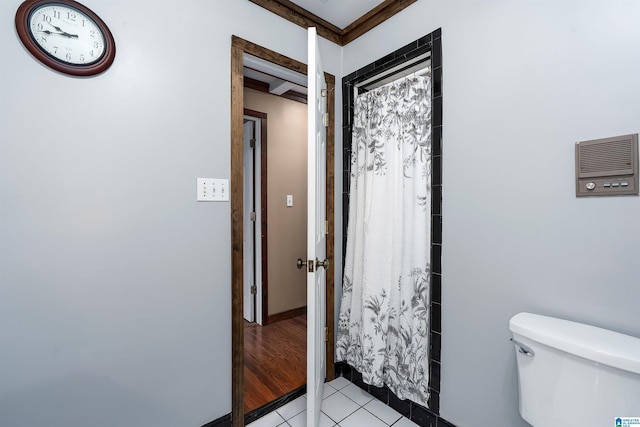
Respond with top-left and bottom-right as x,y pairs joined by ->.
344,1 -> 640,426
0,1 -> 341,426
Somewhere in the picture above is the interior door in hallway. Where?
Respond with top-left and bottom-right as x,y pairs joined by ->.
306,26 -> 327,427
243,119 -> 256,323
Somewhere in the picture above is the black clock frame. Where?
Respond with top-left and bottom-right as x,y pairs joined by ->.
15,0 -> 116,76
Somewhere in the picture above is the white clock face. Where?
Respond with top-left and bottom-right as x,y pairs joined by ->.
28,3 -> 106,65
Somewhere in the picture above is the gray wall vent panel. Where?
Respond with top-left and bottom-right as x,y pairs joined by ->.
575,133 -> 638,197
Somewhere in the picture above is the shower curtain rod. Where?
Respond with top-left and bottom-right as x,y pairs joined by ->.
354,52 -> 431,90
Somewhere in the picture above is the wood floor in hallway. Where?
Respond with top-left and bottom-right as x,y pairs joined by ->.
244,314 -> 306,413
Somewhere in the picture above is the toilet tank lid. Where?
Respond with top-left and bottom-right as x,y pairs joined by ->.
509,312 -> 640,375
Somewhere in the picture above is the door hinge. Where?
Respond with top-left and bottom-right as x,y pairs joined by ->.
321,89 -> 327,98
324,327 -> 328,342
249,138 -> 256,148
250,212 -> 256,222
250,285 -> 257,295
323,113 -> 329,127
325,220 -> 329,235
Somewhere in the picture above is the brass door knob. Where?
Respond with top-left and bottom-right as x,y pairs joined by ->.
315,258 -> 330,269
296,258 -> 307,270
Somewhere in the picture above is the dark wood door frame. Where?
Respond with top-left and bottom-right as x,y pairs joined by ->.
231,35 -> 335,427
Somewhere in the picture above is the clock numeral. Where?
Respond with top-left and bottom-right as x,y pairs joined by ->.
79,54 -> 85,63
37,23 -> 43,31
52,10 -> 60,19
41,35 -> 47,43
67,11 -> 77,21
42,15 -> 51,23
90,29 -> 96,37
81,19 -> 86,27
66,52 -> 72,61
53,46 -> 58,54
93,41 -> 100,49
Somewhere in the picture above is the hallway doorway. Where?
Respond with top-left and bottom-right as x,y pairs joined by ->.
241,98 -> 306,414
230,35 -> 336,427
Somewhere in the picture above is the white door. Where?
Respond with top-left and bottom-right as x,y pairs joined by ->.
243,119 -> 256,322
306,27 -> 327,427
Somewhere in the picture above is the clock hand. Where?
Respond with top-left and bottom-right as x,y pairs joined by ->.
39,29 -> 64,35
48,23 -> 78,38
38,29 -> 79,38
40,30 -> 78,39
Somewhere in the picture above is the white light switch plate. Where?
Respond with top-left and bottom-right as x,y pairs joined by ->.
286,195 -> 293,207
197,178 -> 229,202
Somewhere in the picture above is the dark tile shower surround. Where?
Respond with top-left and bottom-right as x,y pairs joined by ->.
340,29 -> 453,427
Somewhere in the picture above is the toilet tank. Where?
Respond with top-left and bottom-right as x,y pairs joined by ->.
509,312 -> 640,427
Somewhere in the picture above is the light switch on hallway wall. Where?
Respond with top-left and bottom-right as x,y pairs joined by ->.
197,178 -> 229,201
286,195 -> 293,207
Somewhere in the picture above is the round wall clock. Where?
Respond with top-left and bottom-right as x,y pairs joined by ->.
15,0 -> 116,76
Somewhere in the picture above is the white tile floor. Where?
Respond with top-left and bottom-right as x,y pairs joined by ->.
247,376 -> 420,427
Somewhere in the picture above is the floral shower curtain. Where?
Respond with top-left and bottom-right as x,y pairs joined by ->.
336,72 -> 432,407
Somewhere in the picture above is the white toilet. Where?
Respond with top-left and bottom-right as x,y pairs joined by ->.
509,312 -> 640,427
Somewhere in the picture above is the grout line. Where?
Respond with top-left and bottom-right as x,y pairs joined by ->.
362,404 -> 399,426
321,410 -> 339,425
337,388 -> 362,406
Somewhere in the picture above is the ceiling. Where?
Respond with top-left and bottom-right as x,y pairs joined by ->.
249,0 -> 417,46
288,0 -> 386,29
244,53 -> 308,98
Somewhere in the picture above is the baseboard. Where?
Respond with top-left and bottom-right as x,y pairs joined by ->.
267,306 -> 306,324
201,386 -> 307,427
201,413 -> 231,427
245,385 -> 306,425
